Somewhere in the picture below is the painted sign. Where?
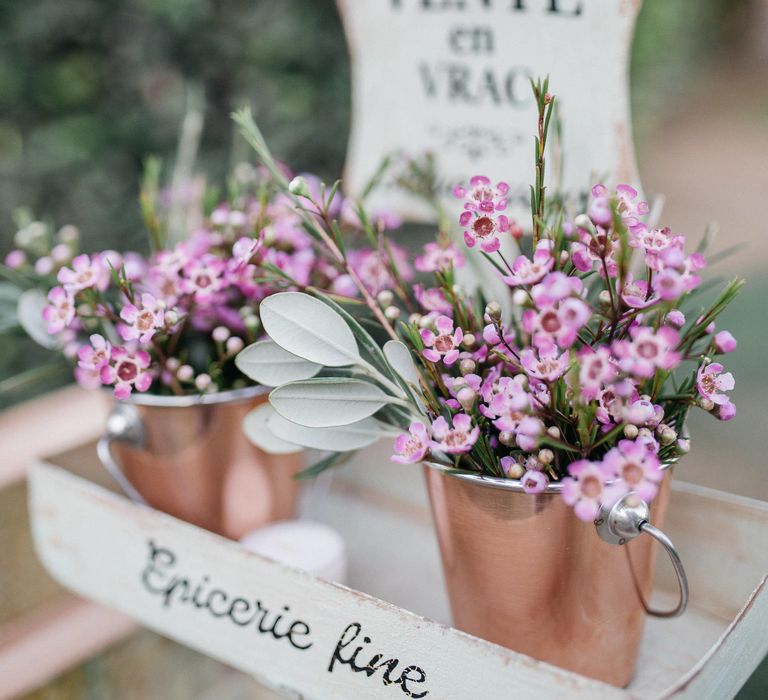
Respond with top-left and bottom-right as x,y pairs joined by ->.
338,0 -> 642,221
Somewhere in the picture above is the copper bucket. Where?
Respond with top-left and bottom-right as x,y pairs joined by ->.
423,464 -> 687,687
97,387 -> 302,539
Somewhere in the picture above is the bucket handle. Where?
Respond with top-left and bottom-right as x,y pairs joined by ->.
596,493 -> 689,618
96,403 -> 148,505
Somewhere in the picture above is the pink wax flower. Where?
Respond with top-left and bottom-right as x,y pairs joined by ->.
42,286 -> 76,333
614,326 -> 681,378
578,346 -> 616,401
181,254 -> 226,301
74,365 -> 102,390
429,413 -> 480,454
347,244 -> 412,296
697,362 -> 735,405
392,422 -> 430,464
414,241 -> 466,273
232,233 -> 264,266
421,315 -> 464,366
77,334 -> 112,371
714,331 -> 737,354
571,227 -> 618,277
561,459 -> 616,522
530,272 -> 583,307
503,240 -> 555,287
521,469 -> 549,494
602,438 -> 664,503
455,175 -> 510,253
522,297 -> 589,349
622,399 -> 664,428
620,275 -> 656,309
520,344 -> 570,382
119,293 -> 166,343
414,285 -> 453,315
652,268 -> 686,301
714,400 -> 736,421
57,254 -> 108,293
100,347 -> 153,399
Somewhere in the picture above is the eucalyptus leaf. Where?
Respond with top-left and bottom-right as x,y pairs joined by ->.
270,377 -> 394,427
267,412 -> 383,451
260,292 -> 360,367
242,403 -> 302,454
383,340 -> 420,386
17,289 -> 59,349
235,339 -> 321,387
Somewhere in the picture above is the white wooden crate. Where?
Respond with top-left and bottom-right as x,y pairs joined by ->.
28,444 -> 768,700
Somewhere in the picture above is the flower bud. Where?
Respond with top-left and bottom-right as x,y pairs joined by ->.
498,431 -> 515,446
408,313 -> 423,325
57,224 -> 79,243
164,309 -> 179,327
510,221 -> 524,241
538,449 -> 554,465
195,373 -> 212,391
660,427 -> 677,446
377,290 -> 394,307
512,289 -> 528,307
418,315 -> 433,329
384,305 -> 401,320
559,250 -> 569,266
677,438 -> 691,453
598,290 -> 612,305
461,333 -> 476,350
507,462 -> 525,479
574,214 -> 595,233
546,426 -> 560,440
177,364 -> 194,382
623,424 -> 639,439
485,301 -> 502,320
460,358 -> 476,376
699,397 -> 715,412
244,315 -> 260,331
226,336 -> 244,354
288,176 -> 310,197
457,387 -> 476,412
166,357 -> 180,371
212,326 -> 230,343
714,331 -> 737,354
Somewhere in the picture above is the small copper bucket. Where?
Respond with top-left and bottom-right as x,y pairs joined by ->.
423,463 -> 687,687
97,387 -> 302,539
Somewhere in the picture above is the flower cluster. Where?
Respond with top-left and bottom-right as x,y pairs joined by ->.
386,175 -> 741,521
5,166 -> 407,398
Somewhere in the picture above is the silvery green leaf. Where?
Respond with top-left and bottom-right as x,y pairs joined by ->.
242,404 -> 302,454
383,340 -> 420,385
267,412 -> 383,451
17,289 -> 59,349
260,292 -> 360,367
235,340 -> 321,387
269,377 -> 394,428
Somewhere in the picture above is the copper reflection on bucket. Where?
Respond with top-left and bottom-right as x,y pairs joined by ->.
110,389 -> 302,540
423,464 -> 672,687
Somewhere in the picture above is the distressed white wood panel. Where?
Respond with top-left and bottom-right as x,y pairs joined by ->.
28,458 -> 768,699
28,460 -> 625,700
338,0 -> 642,220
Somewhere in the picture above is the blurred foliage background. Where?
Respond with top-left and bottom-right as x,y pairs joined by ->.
0,0 -> 767,696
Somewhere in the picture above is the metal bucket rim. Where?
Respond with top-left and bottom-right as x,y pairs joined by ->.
424,456 -> 677,494
104,383 -> 267,408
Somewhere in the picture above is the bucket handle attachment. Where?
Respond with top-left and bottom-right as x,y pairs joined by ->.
96,403 -> 148,505
596,493 -> 689,618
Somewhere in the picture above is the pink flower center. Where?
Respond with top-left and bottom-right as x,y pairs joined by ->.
586,360 -> 603,380
581,474 -> 602,499
116,360 -> 138,383
444,430 -> 468,449
195,273 -> 213,289
700,373 -> 717,394
622,462 -> 643,485
637,340 -> 659,359
403,437 -> 423,457
540,310 -> 561,333
473,216 -> 495,239
535,358 -> 561,376
136,310 -> 155,332
434,334 -> 454,353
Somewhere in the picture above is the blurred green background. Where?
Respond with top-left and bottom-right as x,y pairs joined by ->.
0,0 -> 766,696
